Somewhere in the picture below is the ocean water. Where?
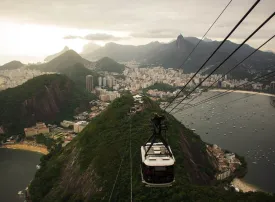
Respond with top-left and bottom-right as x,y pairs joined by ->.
173,91 -> 275,193
0,149 -> 41,202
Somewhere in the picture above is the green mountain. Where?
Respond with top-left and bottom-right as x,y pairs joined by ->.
44,46 -> 70,62
59,63 -> 100,90
29,51 -> 99,91
29,95 -> 275,202
83,35 -> 275,79
0,74 -> 94,134
95,57 -> 125,73
30,50 -> 94,72
0,60 -> 24,70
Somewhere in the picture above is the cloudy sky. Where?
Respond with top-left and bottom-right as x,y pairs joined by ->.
0,0 -> 274,64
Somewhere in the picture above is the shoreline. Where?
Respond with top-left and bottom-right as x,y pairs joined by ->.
1,143 -> 48,155
210,89 -> 275,97
231,178 -> 261,193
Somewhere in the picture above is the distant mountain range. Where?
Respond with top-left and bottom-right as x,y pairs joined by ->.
3,35 -> 275,80
82,35 -> 275,79
29,50 -> 125,74
81,43 -> 100,56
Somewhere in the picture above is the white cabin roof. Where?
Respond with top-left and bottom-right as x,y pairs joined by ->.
141,142 -> 175,166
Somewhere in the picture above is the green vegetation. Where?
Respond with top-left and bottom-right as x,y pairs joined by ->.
29,95 -> 275,202
35,134 -> 58,150
0,74 -> 94,134
59,63 -> 99,91
145,82 -> 178,92
95,57 -> 125,73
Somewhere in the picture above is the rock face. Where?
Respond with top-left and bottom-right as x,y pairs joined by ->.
20,79 -> 72,125
176,34 -> 184,49
0,74 -> 91,133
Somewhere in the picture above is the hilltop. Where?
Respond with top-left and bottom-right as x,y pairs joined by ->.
29,95 -> 275,202
95,57 -> 125,73
0,74 -> 95,134
0,60 -> 24,70
44,46 -> 70,62
29,50 -> 93,72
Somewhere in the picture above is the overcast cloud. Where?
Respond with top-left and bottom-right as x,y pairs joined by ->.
1,0 -> 274,36
63,33 -> 123,41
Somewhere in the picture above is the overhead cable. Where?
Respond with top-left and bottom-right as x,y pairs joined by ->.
164,0 -> 261,110
169,11 -> 275,113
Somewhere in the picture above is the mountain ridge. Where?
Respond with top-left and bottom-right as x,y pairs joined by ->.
82,35 -> 275,79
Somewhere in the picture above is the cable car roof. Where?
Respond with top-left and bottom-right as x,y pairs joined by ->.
141,143 -> 175,167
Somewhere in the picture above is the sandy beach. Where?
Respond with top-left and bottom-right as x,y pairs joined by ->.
232,178 -> 260,193
1,143 -> 48,155
210,89 -> 275,97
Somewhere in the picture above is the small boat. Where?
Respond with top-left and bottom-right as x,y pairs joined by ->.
18,191 -> 23,195
252,162 -> 257,164
191,129 -> 196,131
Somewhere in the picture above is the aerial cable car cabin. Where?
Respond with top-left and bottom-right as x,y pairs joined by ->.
141,114 -> 175,187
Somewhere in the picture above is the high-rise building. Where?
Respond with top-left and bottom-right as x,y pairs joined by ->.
98,76 -> 102,87
86,75 -> 93,92
112,78 -> 116,86
103,77 -> 107,87
107,77 -> 113,88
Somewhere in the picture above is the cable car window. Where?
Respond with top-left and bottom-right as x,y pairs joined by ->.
155,166 -> 166,171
